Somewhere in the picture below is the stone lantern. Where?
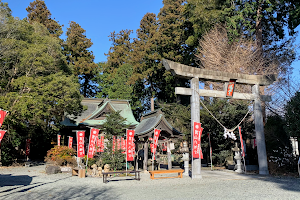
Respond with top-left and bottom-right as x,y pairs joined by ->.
232,143 -> 243,173
180,141 -> 189,176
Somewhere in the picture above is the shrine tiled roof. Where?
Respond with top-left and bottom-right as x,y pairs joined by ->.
134,109 -> 182,138
61,98 -> 139,127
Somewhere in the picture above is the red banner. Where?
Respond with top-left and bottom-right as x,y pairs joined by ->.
226,79 -> 236,97
0,110 -> 7,128
57,135 -> 61,146
193,122 -> 203,159
121,137 -> 126,154
97,136 -> 104,152
68,137 -> 73,148
238,126 -> 245,157
88,128 -> 99,158
152,129 -> 161,160
112,136 -> 116,153
0,130 -> 6,142
116,138 -> 120,150
76,131 -> 85,158
162,142 -> 167,151
25,138 -> 31,156
126,130 -> 135,161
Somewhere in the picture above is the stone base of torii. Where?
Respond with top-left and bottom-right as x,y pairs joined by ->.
163,59 -> 276,177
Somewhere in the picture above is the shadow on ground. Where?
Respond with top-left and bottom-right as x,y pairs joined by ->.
0,174 -> 33,187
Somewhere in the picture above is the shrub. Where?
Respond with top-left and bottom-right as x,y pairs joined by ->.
45,146 -> 76,166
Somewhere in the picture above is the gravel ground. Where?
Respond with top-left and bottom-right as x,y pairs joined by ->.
1,163 -> 300,200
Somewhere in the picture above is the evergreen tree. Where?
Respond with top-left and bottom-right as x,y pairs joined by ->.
131,13 -> 162,111
285,91 -> 300,139
64,21 -> 98,97
26,0 -> 62,38
0,7 -> 82,163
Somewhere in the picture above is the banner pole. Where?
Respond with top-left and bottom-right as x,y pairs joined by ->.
152,130 -> 154,171
191,121 -> 194,179
208,133 -> 213,171
85,130 -> 91,172
126,130 -> 127,176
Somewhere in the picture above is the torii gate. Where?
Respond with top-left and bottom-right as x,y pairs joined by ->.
163,59 -> 277,178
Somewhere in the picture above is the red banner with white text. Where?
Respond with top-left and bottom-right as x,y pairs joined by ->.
88,128 -> 99,158
68,137 -> 73,148
112,136 -> 116,153
57,135 -> 61,146
126,130 -> 135,161
152,129 -> 161,160
193,122 -> 203,159
97,136 -> 104,152
76,131 -> 85,157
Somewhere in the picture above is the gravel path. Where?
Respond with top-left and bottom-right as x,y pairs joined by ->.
1,164 -> 300,200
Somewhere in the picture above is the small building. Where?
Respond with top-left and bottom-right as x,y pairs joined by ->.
60,98 -> 139,145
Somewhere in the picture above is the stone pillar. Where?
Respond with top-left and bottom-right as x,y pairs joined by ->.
143,142 -> 148,172
252,84 -> 269,175
167,141 -> 172,169
191,77 -> 202,179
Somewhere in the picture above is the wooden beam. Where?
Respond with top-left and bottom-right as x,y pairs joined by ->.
163,59 -> 277,86
175,87 -> 272,102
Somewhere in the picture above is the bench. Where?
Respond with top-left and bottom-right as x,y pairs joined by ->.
102,170 -> 141,183
148,169 -> 184,179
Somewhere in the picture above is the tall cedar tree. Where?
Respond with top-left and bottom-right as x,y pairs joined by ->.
131,13 -> 162,111
184,0 -> 225,52
64,21 -> 98,97
156,0 -> 190,104
102,29 -> 143,115
26,0 -> 62,38
105,29 -> 133,73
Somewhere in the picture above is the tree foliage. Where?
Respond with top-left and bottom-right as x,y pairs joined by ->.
64,21 -> 98,97
26,0 -> 62,38
285,91 -> 300,138
0,2 -> 83,163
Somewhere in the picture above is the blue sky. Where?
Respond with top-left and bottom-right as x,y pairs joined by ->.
3,0 -> 300,77
4,0 -> 163,63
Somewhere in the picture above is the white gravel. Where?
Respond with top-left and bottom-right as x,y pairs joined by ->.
1,164 -> 300,200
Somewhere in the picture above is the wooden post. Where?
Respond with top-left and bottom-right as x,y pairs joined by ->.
252,84 -> 269,175
167,141 -> 172,169
191,77 -> 202,179
143,142 -> 148,172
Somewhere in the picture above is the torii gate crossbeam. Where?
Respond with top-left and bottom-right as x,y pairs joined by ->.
163,59 -> 276,177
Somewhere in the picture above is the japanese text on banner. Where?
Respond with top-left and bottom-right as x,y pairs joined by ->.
68,137 -> 73,148
126,130 -> 135,161
193,122 -> 203,159
76,131 -> 85,158
152,129 -> 161,160
97,136 -> 104,152
88,128 -> 99,158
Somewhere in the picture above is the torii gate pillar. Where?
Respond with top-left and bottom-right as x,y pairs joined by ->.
191,77 -> 202,178
253,84 -> 269,175
163,59 -> 276,176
